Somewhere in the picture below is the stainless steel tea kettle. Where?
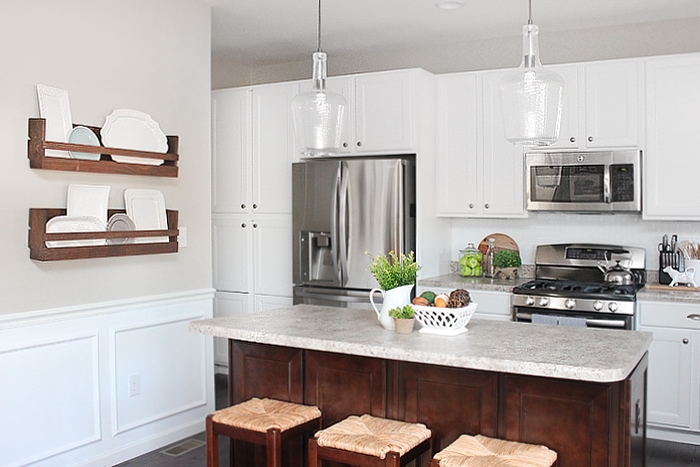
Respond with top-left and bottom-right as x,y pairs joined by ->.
598,260 -> 635,285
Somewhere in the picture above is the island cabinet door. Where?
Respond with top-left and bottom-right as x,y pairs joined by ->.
304,350 -> 387,427
502,375 -> 618,467
399,362 -> 499,452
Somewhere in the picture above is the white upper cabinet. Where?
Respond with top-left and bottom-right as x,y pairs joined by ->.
644,53 -> 700,220
326,70 -> 417,154
435,70 -> 526,218
548,60 -> 641,149
212,82 -> 297,215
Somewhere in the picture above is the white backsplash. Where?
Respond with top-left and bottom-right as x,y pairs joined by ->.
450,212 -> 700,271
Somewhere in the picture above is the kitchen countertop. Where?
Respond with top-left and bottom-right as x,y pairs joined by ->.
190,304 -> 651,383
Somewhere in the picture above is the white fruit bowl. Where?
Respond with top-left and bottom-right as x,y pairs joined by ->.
412,302 -> 478,336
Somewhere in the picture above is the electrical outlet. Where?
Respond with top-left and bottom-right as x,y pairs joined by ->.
129,374 -> 140,397
179,227 -> 187,247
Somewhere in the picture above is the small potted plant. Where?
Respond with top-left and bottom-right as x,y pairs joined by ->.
389,304 -> 415,334
493,250 -> 522,280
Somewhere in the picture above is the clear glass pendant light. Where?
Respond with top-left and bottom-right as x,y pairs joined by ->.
500,0 -> 564,147
291,0 -> 347,157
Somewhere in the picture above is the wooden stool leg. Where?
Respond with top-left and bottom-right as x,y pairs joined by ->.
385,451 -> 400,467
266,427 -> 282,467
206,415 -> 219,467
308,437 -> 319,467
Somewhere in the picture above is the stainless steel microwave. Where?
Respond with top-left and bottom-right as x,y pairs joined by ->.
526,150 -> 642,212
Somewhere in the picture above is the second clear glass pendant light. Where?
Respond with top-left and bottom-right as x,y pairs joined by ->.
291,0 -> 348,157
500,0 -> 564,147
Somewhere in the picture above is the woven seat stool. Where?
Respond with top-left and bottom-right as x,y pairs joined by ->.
309,414 -> 432,467
429,434 -> 557,467
206,397 -> 321,467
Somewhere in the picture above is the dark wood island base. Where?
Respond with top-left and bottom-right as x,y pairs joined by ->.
228,340 -> 647,467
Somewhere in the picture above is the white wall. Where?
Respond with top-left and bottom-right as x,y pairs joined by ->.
0,1 -> 215,465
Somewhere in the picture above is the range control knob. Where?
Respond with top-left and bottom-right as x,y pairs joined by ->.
608,302 -> 619,313
525,296 -> 535,306
565,299 -> 576,309
593,301 -> 604,311
538,297 -> 549,307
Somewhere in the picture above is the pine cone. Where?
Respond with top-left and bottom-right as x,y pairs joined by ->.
447,289 -> 471,308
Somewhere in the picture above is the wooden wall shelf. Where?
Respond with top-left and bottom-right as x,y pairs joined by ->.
28,118 -> 179,178
28,208 -> 179,261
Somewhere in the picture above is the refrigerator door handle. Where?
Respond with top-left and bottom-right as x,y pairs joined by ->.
394,162 -> 405,255
330,163 -> 342,285
338,161 -> 350,286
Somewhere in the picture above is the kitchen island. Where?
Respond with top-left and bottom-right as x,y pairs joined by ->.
191,305 -> 652,467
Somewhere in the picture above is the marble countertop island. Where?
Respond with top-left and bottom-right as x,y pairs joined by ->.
190,304 -> 651,383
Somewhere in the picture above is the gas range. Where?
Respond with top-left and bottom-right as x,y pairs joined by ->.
512,244 -> 646,329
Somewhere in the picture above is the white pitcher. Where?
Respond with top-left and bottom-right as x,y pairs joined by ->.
369,284 -> 414,331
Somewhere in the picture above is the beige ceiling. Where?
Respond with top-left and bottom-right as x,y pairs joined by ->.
204,0 -> 700,67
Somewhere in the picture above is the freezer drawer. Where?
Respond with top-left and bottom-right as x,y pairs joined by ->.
293,286 -> 374,310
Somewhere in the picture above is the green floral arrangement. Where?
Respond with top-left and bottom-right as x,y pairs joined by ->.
389,304 -> 415,319
366,250 -> 421,290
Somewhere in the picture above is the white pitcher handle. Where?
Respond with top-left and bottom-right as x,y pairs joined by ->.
369,288 -> 384,317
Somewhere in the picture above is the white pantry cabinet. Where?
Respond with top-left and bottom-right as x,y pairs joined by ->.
639,300 -> 700,437
548,60 -> 641,149
212,82 -> 297,215
326,69 -> 425,154
436,70 -> 526,218
212,213 -> 293,297
643,53 -> 700,220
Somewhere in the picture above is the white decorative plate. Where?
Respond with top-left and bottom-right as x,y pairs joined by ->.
107,213 -> 137,245
68,126 -> 101,161
66,184 -> 110,225
46,216 -> 106,248
101,109 -> 167,165
124,188 -> 168,243
37,84 -> 73,158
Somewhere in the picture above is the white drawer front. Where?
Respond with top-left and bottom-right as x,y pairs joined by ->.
639,300 -> 700,330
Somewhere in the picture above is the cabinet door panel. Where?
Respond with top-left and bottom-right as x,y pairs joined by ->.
401,362 -> 498,452
584,61 -> 639,148
640,326 -> 694,428
212,214 -> 252,293
644,54 -> 700,220
213,292 -> 253,366
252,83 -> 297,214
355,71 -> 413,152
305,350 -> 386,427
547,64 -> 580,149
253,214 -> 293,296
481,70 -> 526,217
325,76 -> 355,153
436,73 -> 479,216
504,375 -> 614,467
212,88 -> 251,213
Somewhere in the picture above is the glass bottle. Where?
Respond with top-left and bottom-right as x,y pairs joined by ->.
484,238 -> 496,278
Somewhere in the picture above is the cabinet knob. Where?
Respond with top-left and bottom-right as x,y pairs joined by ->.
683,338 -> 689,344
587,136 -> 593,142
569,137 -> 576,143
253,223 -> 258,228
342,142 -> 348,148
241,223 -> 246,228
356,141 -> 362,147
252,204 -> 257,209
241,204 -> 246,209
484,204 -> 490,209
687,314 -> 700,321
469,203 -> 474,209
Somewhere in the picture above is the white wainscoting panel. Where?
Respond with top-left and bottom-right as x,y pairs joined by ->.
0,289 -> 215,467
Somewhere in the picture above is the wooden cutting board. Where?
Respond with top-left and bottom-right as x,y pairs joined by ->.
477,233 -> 519,255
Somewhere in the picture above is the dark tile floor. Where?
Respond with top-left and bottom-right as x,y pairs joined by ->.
117,373 -> 700,466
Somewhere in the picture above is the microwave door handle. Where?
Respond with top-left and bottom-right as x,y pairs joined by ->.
604,166 -> 611,203
338,161 -> 349,286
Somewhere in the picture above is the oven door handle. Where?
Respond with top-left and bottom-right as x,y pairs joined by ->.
515,312 -> 628,329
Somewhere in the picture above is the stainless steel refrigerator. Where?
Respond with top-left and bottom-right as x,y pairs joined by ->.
292,156 -> 416,308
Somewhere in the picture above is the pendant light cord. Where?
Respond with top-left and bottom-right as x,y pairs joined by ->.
528,0 -> 533,25
317,0 -> 322,52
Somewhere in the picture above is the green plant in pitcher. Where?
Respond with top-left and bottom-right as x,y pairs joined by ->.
389,304 -> 415,319
366,250 -> 421,290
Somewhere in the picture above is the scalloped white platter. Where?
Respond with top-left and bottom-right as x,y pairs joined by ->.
124,188 -> 168,243
46,216 -> 106,248
37,84 -> 73,158
101,109 -> 166,165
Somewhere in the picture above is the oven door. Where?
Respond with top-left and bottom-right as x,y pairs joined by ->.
513,306 -> 634,330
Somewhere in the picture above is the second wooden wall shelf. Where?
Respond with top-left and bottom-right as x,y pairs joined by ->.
28,118 -> 179,178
